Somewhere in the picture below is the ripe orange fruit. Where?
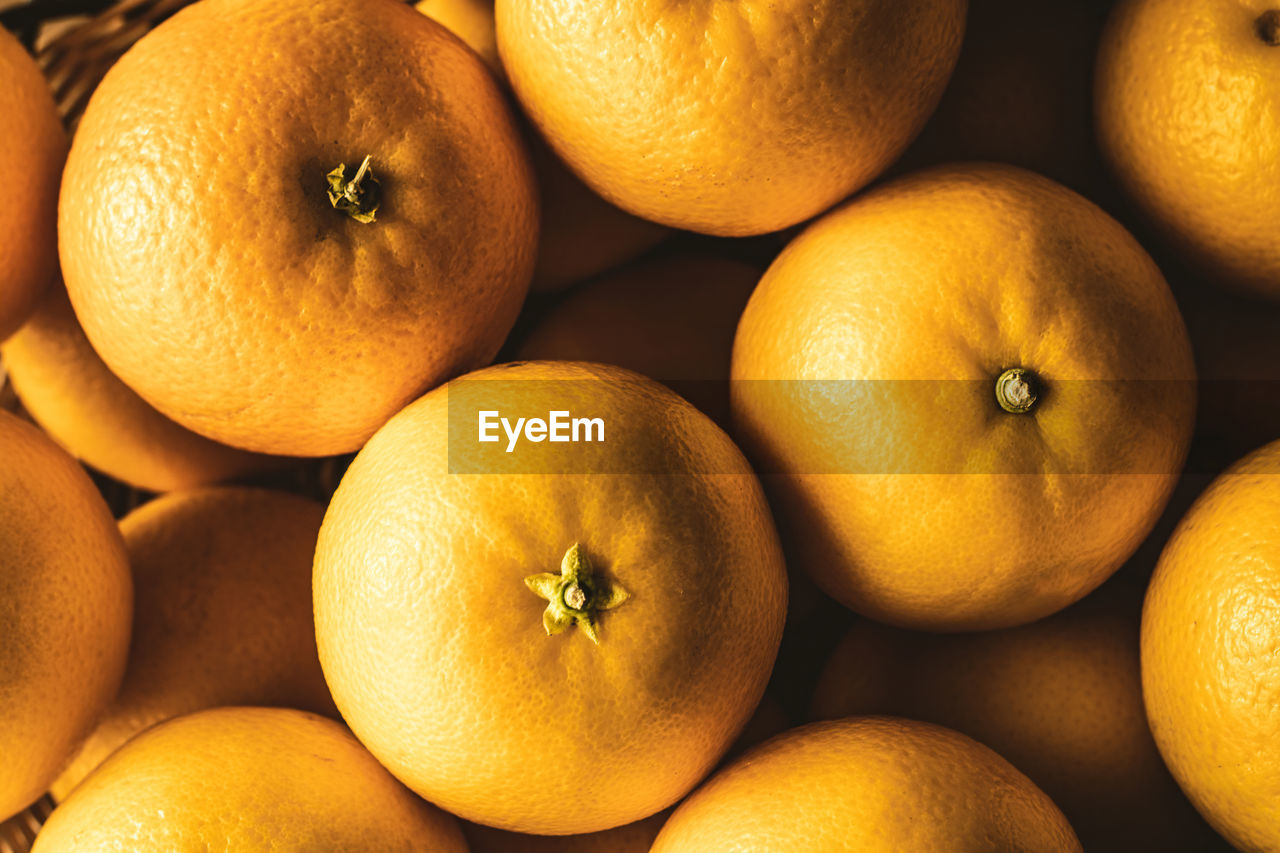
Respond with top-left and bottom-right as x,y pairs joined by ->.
458,693 -> 789,853
314,361 -> 787,834
1096,0 -> 1280,298
1142,439 -> 1280,852
0,27 -> 64,340
50,487 -> 336,801
811,579 -> 1227,852
2,286 -> 277,492
415,0 -> 666,291
651,717 -> 1082,851
59,0 -> 538,456
516,254 -> 759,423
496,0 -> 966,236
898,0 -> 1114,201
0,411 -> 131,820
731,163 -> 1196,631
32,707 -> 467,852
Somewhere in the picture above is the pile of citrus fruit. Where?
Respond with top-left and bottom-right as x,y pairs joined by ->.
2,0 -> 1279,850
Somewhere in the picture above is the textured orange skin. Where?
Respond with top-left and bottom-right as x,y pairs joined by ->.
59,0 -> 538,456
898,0 -> 1114,201
517,254 -> 759,423
1097,0 -> 1280,299
1143,440 -> 1280,852
651,717 -> 1082,852
458,692 -> 789,852
49,488 -> 337,801
32,708 -> 467,852
2,287 -> 278,492
811,580 -> 1228,852
314,361 -> 787,834
416,0 -> 666,291
731,163 -> 1196,631
0,28 -> 64,341
496,0 -> 967,236
0,412 -> 131,820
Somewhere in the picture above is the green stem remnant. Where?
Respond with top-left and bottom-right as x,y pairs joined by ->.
326,155 -> 381,223
995,367 -> 1040,414
1258,10 -> 1280,45
525,543 -> 630,644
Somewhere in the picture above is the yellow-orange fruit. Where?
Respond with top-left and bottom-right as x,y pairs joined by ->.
2,287 -> 277,492
314,361 -> 787,834
811,579 -> 1229,852
50,487 -> 336,800
59,0 -> 538,456
731,163 -> 1195,630
1143,440 -> 1280,852
0,27 -> 64,340
0,411 -> 131,820
651,717 -> 1082,852
33,707 -> 467,852
458,693 -> 789,853
496,0 -> 966,236
1096,0 -> 1280,299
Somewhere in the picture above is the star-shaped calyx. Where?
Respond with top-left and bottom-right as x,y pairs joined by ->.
524,543 -> 630,644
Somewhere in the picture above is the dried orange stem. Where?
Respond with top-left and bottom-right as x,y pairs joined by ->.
325,154 -> 381,223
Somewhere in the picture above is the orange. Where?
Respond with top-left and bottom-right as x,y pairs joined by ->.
496,0 -> 966,236
898,0 -> 1114,201
458,693 -> 789,853
516,254 -> 759,423
415,0 -> 666,291
0,411 -> 131,820
50,487 -> 337,801
1096,0 -> 1280,299
314,361 -> 787,834
651,717 -> 1082,852
59,0 -> 538,456
1142,439 -> 1280,852
811,578 -> 1228,852
2,286 -> 278,492
32,707 -> 467,852
0,27 -> 64,341
731,163 -> 1196,631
